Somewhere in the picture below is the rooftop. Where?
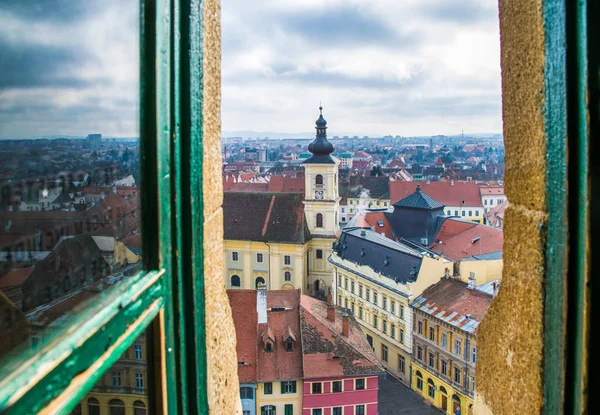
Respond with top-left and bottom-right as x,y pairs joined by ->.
410,277 -> 494,335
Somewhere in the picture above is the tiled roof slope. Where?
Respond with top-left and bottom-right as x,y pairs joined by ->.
257,290 -> 304,382
347,176 -> 390,199
227,290 -> 258,383
223,192 -> 311,243
410,278 -> 493,334
227,290 -> 304,383
0,267 -> 34,288
390,181 -> 483,207
268,176 -> 305,193
393,185 -> 444,209
429,218 -> 503,261
300,295 -> 383,378
333,228 -> 423,285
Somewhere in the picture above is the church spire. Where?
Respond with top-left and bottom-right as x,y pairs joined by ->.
305,105 -> 335,164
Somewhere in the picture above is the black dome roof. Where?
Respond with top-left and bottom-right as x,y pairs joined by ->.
304,105 -> 335,164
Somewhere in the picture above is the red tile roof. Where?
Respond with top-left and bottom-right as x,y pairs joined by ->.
300,296 -> 383,379
267,176 -> 305,193
410,278 -> 493,334
0,267 -> 34,288
362,212 -> 395,240
479,185 -> 505,195
429,218 -> 503,261
390,181 -> 483,207
227,290 -> 304,383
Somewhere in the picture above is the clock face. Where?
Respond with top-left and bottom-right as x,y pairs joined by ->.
315,191 -> 324,200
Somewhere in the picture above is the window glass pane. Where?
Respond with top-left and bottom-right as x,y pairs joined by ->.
75,329 -> 150,415
0,0 -> 141,364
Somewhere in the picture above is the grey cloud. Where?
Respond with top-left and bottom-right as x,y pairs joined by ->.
414,0 -> 498,25
0,38 -> 106,89
276,5 -> 418,48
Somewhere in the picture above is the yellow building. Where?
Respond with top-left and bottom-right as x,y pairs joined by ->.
223,106 -> 339,298
256,380 -> 302,415
77,333 -> 148,415
409,277 -> 496,415
330,227 -> 449,385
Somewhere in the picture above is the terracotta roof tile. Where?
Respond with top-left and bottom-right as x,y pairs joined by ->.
410,278 -> 493,334
429,218 -> 503,261
390,181 -> 483,207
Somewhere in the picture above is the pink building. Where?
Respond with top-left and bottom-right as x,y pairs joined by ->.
352,152 -> 373,172
300,295 -> 383,415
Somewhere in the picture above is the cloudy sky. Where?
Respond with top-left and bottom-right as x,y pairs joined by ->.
223,0 -> 502,137
0,0 -> 502,139
0,0 -> 139,138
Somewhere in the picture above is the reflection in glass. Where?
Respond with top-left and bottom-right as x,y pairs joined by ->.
0,0 -> 140,363
73,331 -> 149,415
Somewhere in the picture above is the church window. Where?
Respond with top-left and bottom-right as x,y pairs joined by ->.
284,271 -> 291,282
316,249 -> 323,259
257,253 -> 263,262
316,213 -> 324,227
284,255 -> 291,265
232,251 -> 239,261
255,277 -> 265,288
231,275 -> 241,287
315,174 -> 323,186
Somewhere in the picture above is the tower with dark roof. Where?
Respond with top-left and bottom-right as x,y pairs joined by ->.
302,105 -> 340,298
387,185 -> 447,245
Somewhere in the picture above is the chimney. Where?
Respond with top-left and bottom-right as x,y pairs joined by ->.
257,285 -> 267,324
342,310 -> 349,336
327,305 -> 336,323
326,288 -> 333,306
467,272 -> 476,290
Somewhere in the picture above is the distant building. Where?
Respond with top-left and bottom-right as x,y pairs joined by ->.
86,133 -> 102,141
352,152 -> 372,172
479,185 -> 506,213
410,277 -> 497,415
390,181 -> 485,224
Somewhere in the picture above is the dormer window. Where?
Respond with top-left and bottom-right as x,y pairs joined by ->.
262,325 -> 275,352
282,325 -> 296,352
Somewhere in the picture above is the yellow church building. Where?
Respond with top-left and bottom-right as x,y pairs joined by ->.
223,106 -> 340,298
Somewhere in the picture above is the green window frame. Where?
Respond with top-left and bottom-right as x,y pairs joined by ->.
0,0 -> 211,413
284,404 -> 293,415
281,380 -> 296,394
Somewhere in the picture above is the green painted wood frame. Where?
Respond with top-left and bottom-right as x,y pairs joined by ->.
543,0 -> 593,414
0,0 -> 209,413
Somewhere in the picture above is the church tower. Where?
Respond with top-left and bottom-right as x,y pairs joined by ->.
303,106 -> 340,236
303,106 -> 340,298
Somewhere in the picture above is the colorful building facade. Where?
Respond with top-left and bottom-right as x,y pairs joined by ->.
409,277 -> 495,415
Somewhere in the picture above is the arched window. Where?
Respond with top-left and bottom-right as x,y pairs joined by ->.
109,399 -> 125,415
231,274 -> 241,287
284,271 -> 291,282
315,174 -> 323,186
416,370 -> 423,391
439,386 -> 448,394
427,379 -> 436,398
134,401 -> 146,415
316,213 -> 324,228
88,398 -> 100,415
255,276 -> 265,288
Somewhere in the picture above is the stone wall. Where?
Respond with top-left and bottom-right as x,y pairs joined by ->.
202,0 -> 243,413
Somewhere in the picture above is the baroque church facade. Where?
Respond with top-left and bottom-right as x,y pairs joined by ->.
222,107 -> 339,298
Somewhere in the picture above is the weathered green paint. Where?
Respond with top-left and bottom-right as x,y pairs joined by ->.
544,0 -> 592,413
174,0 -> 209,411
543,1 -> 569,413
564,0 -> 590,413
0,271 -> 164,414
